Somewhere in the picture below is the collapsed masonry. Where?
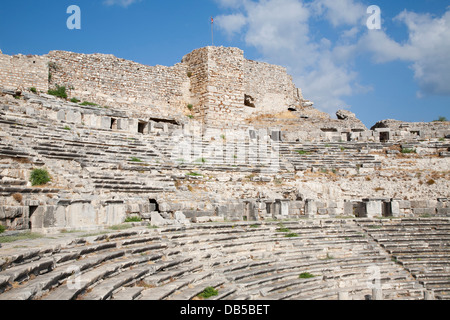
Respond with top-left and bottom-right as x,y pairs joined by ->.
0,46 -> 449,232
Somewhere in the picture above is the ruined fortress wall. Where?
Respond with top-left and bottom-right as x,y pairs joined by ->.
204,47 -> 246,127
46,51 -> 191,116
182,47 -> 210,120
0,47 -> 307,127
183,47 -> 247,128
244,60 -> 299,115
0,53 -> 48,93
183,47 -> 301,128
372,119 -> 450,140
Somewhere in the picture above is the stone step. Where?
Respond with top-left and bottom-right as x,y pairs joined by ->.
0,258 -> 55,288
111,286 -> 144,300
139,280 -> 187,300
80,264 -> 156,300
169,276 -> 226,300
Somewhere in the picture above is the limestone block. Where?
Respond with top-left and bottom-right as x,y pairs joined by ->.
193,216 -> 210,223
41,206 -> 55,228
410,200 -> 427,208
174,211 -> 192,225
336,110 -> 356,120
270,131 -> 281,142
280,201 -> 289,216
158,202 -> 170,212
57,109 -> 66,121
413,208 -> 436,215
343,201 -> 354,216
305,200 -> 317,217
128,204 -> 140,214
150,212 -> 167,227
391,201 -> 400,217
54,206 -> 67,228
365,201 -> 382,218
398,200 -> 411,209
117,118 -> 129,131
66,202 -> 96,228
100,116 -> 111,129
3,207 -> 24,219
174,211 -> 186,221
128,119 -> 138,133
426,200 -> 438,208
102,204 -> 125,226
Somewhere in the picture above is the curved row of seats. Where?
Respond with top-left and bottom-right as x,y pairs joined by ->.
357,218 -> 450,300
0,219 -> 433,300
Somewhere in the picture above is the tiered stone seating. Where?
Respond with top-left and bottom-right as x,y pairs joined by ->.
90,172 -> 174,193
0,219 -> 430,300
357,218 -> 450,300
0,106 -> 176,194
152,137 -> 285,173
279,142 -> 383,171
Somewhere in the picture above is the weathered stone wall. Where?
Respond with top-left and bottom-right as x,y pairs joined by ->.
244,60 -> 300,115
183,47 -> 247,127
371,119 -> 450,141
46,51 -> 191,118
0,47 -> 362,131
204,47 -> 246,127
182,47 -> 210,121
0,47 -> 311,128
182,46 -> 304,127
0,53 -> 48,92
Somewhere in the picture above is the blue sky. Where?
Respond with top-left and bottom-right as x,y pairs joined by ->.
0,0 -> 449,128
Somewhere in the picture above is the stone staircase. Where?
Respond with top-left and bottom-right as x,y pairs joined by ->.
356,218 -> 450,300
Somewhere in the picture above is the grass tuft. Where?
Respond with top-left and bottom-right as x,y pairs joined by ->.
0,232 -> 43,243
124,216 -> 142,223
198,287 -> 218,299
47,85 -> 67,99
299,272 -> 315,279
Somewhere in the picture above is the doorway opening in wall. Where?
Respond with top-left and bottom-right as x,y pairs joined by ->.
149,199 -> 159,213
265,203 -> 272,216
342,132 -> 351,142
380,132 -> 390,142
110,118 -> 117,130
138,122 -> 147,134
29,206 -> 38,230
382,202 -> 392,217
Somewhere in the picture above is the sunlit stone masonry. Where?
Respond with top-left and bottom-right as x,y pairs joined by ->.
0,46 -> 449,300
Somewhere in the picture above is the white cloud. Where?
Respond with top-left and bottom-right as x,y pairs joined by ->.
103,0 -> 141,8
216,0 -> 363,114
359,8 -> 450,96
310,0 -> 367,27
216,0 -> 450,115
215,13 -> 247,38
